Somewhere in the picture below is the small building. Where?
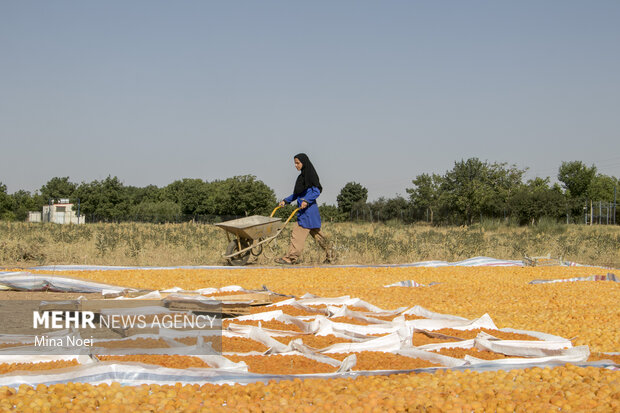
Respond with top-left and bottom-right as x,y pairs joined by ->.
28,199 -> 84,224
28,211 -> 42,223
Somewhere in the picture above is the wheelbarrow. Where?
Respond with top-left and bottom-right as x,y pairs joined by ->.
214,206 -> 299,265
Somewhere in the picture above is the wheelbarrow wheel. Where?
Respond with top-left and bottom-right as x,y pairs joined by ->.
226,239 -> 251,266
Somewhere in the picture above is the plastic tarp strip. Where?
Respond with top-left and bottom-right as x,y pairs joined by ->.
321,332 -> 404,354
473,337 -> 576,357
385,280 -> 424,287
26,257 -> 524,271
0,354 -> 95,365
497,327 -> 571,342
27,257 -> 527,272
0,272 -> 138,293
23,256 -> 608,277
404,313 -> 497,332
0,360 -> 615,389
402,305 -> 469,321
529,273 -> 617,284
395,348 -> 467,368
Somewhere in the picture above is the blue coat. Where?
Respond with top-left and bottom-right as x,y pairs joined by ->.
284,186 -> 322,229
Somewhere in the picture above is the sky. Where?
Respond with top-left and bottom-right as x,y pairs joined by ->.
1,1 -> 619,205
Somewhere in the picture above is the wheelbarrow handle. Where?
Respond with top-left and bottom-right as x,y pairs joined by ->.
270,205 -> 282,217
271,205 -> 301,224
283,207 -> 300,225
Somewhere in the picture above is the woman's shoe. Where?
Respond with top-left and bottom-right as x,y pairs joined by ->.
323,250 -> 336,264
275,258 -> 294,265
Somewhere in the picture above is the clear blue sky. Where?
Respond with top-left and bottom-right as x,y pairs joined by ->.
1,1 -> 619,205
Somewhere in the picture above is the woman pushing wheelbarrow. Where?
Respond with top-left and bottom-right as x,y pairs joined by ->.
274,153 -> 335,265
215,153 -> 335,266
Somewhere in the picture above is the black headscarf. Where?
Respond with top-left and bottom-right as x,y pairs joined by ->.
293,153 -> 322,195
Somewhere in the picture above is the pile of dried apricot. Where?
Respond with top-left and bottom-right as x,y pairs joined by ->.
0,365 -> 617,412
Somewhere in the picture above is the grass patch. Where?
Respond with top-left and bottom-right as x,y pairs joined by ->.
0,221 -> 618,268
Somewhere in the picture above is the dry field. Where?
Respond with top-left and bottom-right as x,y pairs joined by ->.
1,221 -> 619,268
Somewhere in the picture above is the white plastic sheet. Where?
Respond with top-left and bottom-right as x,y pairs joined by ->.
0,283 -> 600,387
0,271 -> 136,293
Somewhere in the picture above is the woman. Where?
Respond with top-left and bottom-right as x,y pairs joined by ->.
275,153 -> 334,265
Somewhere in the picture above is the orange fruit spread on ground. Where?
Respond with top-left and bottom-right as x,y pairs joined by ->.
2,265 -> 616,411
0,365 -> 618,412
29,265 -> 618,352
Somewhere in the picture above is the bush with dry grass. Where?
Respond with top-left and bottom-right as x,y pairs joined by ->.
0,221 -> 618,268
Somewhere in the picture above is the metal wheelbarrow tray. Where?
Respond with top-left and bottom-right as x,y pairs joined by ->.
215,216 -> 284,240
214,206 -> 299,265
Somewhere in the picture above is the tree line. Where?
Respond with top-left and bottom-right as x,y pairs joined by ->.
0,175 -> 276,223
0,159 -> 617,225
359,159 -> 617,225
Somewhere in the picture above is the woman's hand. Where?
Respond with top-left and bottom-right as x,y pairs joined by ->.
300,201 -> 308,209
279,200 -> 286,207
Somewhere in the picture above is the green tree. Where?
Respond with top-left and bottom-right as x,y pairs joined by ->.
0,182 -> 14,219
10,190 -> 40,221
337,182 -> 368,215
39,177 -> 77,203
406,173 -> 443,224
163,179 -> 211,215
127,184 -> 163,205
129,200 -> 182,222
588,174 -> 618,202
318,204 -> 345,222
369,196 -> 411,222
508,177 -> 565,225
209,175 -> 276,216
441,158 -> 525,224
74,176 -> 129,220
558,161 -> 597,199
441,158 -> 492,224
383,196 -> 411,221
485,162 -> 526,216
